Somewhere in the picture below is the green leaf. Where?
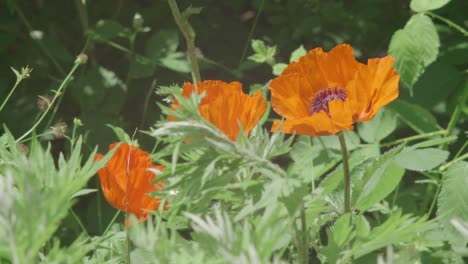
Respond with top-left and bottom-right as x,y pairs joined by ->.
357,108 -> 397,143
290,45 -> 307,62
412,62 -> 462,108
389,99 -> 441,133
128,55 -> 156,79
394,148 -> 449,171
388,14 -> 440,93
355,161 -> 405,212
106,124 -> 138,146
410,0 -> 451,12
71,188 -> 97,199
146,29 -> 179,60
248,39 -> 276,64
93,20 -> 125,42
159,52 -> 191,73
437,161 -> 468,246
352,144 -> 404,211
272,63 -> 287,76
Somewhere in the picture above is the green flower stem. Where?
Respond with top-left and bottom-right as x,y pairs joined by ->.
238,0 -> 265,67
380,130 -> 446,147
70,208 -> 90,237
427,11 -> 468,37
338,132 -> 351,214
16,58 -> 85,143
103,211 -> 122,236
0,78 -> 22,114
168,0 -> 202,83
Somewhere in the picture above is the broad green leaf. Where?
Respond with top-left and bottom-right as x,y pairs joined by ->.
388,14 -> 439,93
389,99 -> 441,133
93,20 -> 125,42
146,29 -> 179,60
437,161 -> 468,246
272,63 -> 287,76
352,144 -> 404,209
290,45 -> 307,62
357,108 -> 397,143
355,161 -> 405,212
412,62 -> 462,108
159,52 -> 191,73
410,0 -> 451,12
394,148 -> 449,171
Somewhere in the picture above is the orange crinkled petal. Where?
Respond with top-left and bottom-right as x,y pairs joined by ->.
94,143 -> 165,221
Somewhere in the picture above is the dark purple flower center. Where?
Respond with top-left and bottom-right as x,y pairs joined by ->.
309,87 -> 347,117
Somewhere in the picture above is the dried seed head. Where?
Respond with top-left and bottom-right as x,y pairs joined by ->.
37,95 -> 54,111
51,122 -> 68,139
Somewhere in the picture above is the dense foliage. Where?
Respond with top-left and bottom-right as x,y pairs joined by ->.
0,0 -> 467,263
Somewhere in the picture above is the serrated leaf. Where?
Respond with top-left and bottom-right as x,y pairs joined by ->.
159,52 -> 191,73
290,45 -> 307,62
358,108 -> 397,143
388,14 -> 440,93
355,161 -> 405,212
410,0 -> 451,12
389,99 -> 441,133
272,63 -> 287,76
146,29 -> 179,60
394,148 -> 449,171
352,144 -> 404,209
437,161 -> 468,246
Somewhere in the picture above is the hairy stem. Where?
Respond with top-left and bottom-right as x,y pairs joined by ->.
338,132 -> 351,214
168,0 -> 202,83
16,57 -> 85,143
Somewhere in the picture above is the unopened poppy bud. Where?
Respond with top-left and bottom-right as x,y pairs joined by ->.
51,122 -> 68,139
76,54 -> 88,64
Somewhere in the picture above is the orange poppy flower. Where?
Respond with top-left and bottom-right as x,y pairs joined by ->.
174,80 -> 267,141
269,44 -> 399,136
94,143 -> 165,223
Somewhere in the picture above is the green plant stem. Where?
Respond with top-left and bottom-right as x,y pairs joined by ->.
427,183 -> 441,216
16,6 -> 66,76
380,130 -> 446,147
168,0 -> 202,83
16,59 -> 84,143
426,11 -> 468,36
238,0 -> 265,67
74,0 -> 89,35
338,132 -> 351,214
70,208 -> 90,237
140,81 -> 156,128
103,211 -> 122,235
300,205 -> 309,264
0,78 -> 22,114
440,153 -> 468,171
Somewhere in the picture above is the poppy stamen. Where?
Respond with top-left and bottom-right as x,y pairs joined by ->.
309,87 -> 347,117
